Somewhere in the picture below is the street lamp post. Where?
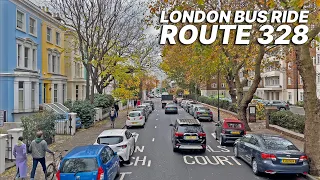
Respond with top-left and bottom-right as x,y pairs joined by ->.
217,56 -> 221,122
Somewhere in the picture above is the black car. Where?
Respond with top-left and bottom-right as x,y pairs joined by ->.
143,100 -> 154,110
165,104 -> 178,114
169,119 -> 206,153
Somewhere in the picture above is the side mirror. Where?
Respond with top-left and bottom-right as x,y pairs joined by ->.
114,152 -> 118,156
169,124 -> 174,126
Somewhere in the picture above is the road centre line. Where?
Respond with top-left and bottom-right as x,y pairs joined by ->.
152,138 -> 155,142
155,126 -> 157,128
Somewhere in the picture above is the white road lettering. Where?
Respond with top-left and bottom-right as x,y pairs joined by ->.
152,138 -> 155,142
183,155 -> 195,164
135,146 -> 144,153
133,133 -> 139,143
119,172 -> 132,180
205,156 -> 219,165
134,156 -> 147,166
156,119 -> 158,121
217,146 -> 230,152
228,156 -> 242,165
211,133 -> 216,139
216,156 -> 233,165
206,145 -> 221,152
147,160 -> 151,167
155,126 -> 157,128
195,156 -> 207,165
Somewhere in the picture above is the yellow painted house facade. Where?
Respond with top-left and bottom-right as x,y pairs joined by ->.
41,13 -> 67,104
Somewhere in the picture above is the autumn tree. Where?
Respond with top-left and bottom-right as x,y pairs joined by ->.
51,0 -> 147,102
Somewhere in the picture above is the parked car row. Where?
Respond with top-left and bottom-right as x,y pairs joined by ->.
180,99 -> 214,121
126,102 -> 154,128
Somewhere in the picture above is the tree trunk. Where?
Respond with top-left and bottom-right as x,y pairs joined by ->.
238,105 -> 251,131
139,81 -> 143,99
295,45 -> 320,176
225,74 -> 236,103
85,65 -> 90,100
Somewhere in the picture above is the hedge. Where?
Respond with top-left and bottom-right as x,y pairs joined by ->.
296,101 -> 304,107
94,93 -> 115,109
70,100 -> 96,128
21,111 -> 57,146
269,111 -> 305,134
192,95 -> 237,113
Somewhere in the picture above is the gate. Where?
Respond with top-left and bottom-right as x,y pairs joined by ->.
6,134 -> 13,162
55,115 -> 73,135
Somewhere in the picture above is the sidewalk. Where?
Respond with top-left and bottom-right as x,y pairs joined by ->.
205,105 -> 305,151
0,109 -> 130,180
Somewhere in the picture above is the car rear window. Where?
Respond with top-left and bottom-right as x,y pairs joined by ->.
226,122 -> 243,129
97,136 -> 123,145
129,112 -> 140,117
178,125 -> 203,133
60,158 -> 98,173
263,137 -> 299,150
198,107 -> 210,111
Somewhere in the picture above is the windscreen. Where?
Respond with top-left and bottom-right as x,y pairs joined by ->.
60,158 -> 98,173
98,136 -> 123,145
129,112 -> 140,117
178,125 -> 202,133
226,122 -> 243,129
263,137 -> 299,150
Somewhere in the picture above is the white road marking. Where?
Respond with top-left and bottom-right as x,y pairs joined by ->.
156,119 -> 158,121
155,126 -> 157,129
133,133 -> 139,143
211,133 -> 216,139
157,114 -> 159,115
152,138 -> 155,142
119,172 -> 132,180
135,146 -> 144,153
147,160 -> 151,167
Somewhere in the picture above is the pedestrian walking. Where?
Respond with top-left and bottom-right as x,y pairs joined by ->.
13,136 -> 27,180
110,107 -> 116,128
114,102 -> 119,117
29,131 -> 54,180
134,99 -> 137,107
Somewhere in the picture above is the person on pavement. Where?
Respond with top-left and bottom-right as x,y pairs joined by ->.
114,102 -> 119,117
29,131 -> 54,180
110,107 -> 116,128
134,99 -> 137,107
13,136 -> 27,180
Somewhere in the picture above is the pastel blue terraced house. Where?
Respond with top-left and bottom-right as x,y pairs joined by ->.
0,0 -> 43,122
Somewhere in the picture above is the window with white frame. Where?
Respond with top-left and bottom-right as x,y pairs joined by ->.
288,77 -> 292,85
312,57 -> 316,65
47,27 -> 52,42
221,83 -> 225,88
17,44 -> 22,67
56,32 -> 60,45
24,47 -> 29,68
16,10 -> 25,30
54,84 -> 58,102
32,49 -> 37,70
16,39 -> 37,70
317,54 -> 320,64
300,76 -> 303,84
76,85 -> 79,100
82,85 -> 85,99
317,73 -> 320,83
211,83 -> 216,88
300,92 -> 304,101
62,84 -> 65,103
48,50 -> 61,74
288,92 -> 292,100
31,82 -> 35,110
29,17 -> 36,36
19,82 -> 24,110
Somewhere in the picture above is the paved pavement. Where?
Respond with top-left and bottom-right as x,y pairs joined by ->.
119,98 -> 307,180
290,106 -> 305,115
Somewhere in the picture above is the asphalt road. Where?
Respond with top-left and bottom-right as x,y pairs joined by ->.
290,106 -> 305,115
118,99 -> 307,180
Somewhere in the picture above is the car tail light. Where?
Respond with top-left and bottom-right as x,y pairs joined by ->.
244,131 -> 246,135
198,132 -> 206,137
261,153 -> 277,161
197,112 -> 200,114
56,170 -> 61,180
97,167 -> 104,180
140,116 -> 143,119
209,112 -> 213,115
299,155 -> 308,162
118,144 -> 127,149
175,132 -> 184,137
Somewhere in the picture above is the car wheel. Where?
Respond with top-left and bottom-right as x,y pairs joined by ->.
125,157 -> 131,164
200,148 -> 206,153
214,131 -> 218,140
116,163 -> 120,177
219,135 -> 225,146
252,158 -> 260,175
173,147 -> 178,152
234,145 -> 239,158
